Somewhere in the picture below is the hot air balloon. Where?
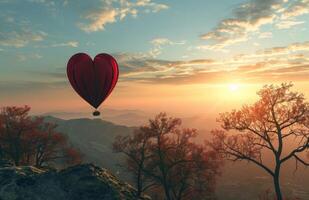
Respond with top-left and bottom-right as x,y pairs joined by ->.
67,53 -> 119,116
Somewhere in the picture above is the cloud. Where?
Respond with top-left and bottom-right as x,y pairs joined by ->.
113,53 -> 170,76
137,62 -> 309,85
63,0 -> 68,6
195,44 -> 230,52
233,41 -> 309,61
26,0 -> 72,8
5,16 -> 14,23
0,7 -> 49,48
78,8 -> 117,32
275,20 -> 305,29
0,30 -> 47,48
27,0 -> 56,7
258,32 -> 273,38
51,41 -> 79,47
17,53 -> 42,61
17,59 -> 309,89
150,38 -> 186,46
26,0 -> 63,16
115,41 -> 309,84
281,0 -> 309,19
8,61 -> 308,94
200,0 -> 280,48
256,41 -> 309,56
200,0 -> 309,49
147,37 -> 186,57
78,0 -> 168,32
111,38 -> 185,60
15,40 -> 309,87
150,38 -> 173,46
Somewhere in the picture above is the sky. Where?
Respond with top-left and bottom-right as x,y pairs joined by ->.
0,0 -> 308,119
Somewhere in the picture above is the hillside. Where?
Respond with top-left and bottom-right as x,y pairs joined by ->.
0,162 -> 150,200
43,109 -> 149,127
43,116 -> 135,178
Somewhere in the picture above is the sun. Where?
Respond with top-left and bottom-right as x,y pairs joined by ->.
228,83 -> 240,92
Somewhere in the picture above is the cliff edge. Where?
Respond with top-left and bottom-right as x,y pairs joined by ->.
0,162 -> 150,200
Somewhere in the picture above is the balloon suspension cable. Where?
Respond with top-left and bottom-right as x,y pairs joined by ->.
93,110 -> 100,116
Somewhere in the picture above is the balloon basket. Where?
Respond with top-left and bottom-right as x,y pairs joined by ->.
93,110 -> 100,116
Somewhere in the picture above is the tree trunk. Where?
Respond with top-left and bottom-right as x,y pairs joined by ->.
14,148 -> 20,166
273,170 -> 283,200
160,168 -> 171,200
161,165 -> 171,200
136,169 -> 142,197
163,183 -> 171,200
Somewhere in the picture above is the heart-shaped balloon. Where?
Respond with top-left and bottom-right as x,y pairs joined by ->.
67,53 -> 119,111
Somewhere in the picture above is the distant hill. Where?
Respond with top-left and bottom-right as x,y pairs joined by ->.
42,109 -> 219,130
43,116 -> 135,179
42,108 -> 149,127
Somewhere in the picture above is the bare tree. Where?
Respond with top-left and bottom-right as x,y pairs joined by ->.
114,113 -> 221,200
210,83 -> 309,200
113,128 -> 154,197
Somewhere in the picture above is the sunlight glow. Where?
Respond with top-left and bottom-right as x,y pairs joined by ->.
228,84 -> 240,92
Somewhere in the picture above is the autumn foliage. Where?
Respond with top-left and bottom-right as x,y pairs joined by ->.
210,83 -> 309,200
113,113 -> 222,200
0,106 -> 81,167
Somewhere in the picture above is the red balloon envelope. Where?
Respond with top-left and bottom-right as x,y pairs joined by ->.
67,53 -> 119,114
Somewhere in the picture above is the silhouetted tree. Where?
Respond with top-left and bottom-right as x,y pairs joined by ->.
0,106 -> 81,167
114,113 -> 221,200
113,129 -> 154,197
210,83 -> 308,200
0,106 -> 40,165
30,122 -> 82,167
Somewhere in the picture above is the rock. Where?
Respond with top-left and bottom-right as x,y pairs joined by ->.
0,159 -> 14,168
0,164 -> 151,200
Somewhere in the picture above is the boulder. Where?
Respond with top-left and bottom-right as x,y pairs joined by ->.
0,163 -> 150,200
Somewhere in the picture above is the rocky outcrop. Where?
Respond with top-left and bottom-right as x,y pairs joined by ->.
0,163 -> 150,200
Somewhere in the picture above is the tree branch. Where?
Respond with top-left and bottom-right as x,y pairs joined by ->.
222,141 -> 274,176
281,138 -> 309,164
294,154 -> 309,166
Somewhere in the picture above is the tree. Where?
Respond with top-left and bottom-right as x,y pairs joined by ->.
210,83 -> 309,200
113,129 -> 153,197
0,106 -> 81,167
114,113 -> 221,200
0,106 -> 41,165
29,122 -> 82,167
